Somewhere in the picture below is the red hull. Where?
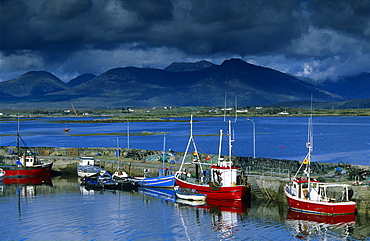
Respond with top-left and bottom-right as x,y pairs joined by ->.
287,210 -> 355,224
205,199 -> 250,213
3,162 -> 53,177
3,176 -> 52,185
175,178 -> 249,200
285,189 -> 356,216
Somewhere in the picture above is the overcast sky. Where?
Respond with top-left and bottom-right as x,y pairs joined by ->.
1,0 -> 369,82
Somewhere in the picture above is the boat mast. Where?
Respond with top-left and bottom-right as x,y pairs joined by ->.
127,120 -> 130,150
179,116 -> 201,172
17,117 -> 20,155
162,133 -> 166,170
218,129 -> 223,165
306,96 -> 314,186
228,120 -> 232,162
293,97 -> 314,180
116,137 -> 120,170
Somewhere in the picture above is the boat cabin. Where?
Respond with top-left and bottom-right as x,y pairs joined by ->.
18,151 -> 37,167
79,157 -> 95,166
211,160 -> 238,187
290,179 -> 354,203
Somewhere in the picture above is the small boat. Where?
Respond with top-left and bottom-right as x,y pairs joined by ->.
112,170 -> 129,179
134,170 -> 175,188
81,170 -> 138,191
62,128 -> 70,132
175,117 -> 249,200
284,107 -> 356,216
77,157 -> 105,177
2,123 -> 53,178
174,186 -> 206,201
133,134 -> 175,188
81,171 -> 120,190
175,198 -> 206,207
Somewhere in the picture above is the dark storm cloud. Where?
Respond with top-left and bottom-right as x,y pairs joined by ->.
1,0 -> 301,54
308,0 -> 370,37
1,0 -> 369,82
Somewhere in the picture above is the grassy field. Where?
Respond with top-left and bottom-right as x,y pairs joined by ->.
0,106 -> 369,121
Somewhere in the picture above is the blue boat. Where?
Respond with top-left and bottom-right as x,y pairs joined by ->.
134,168 -> 175,188
134,134 -> 175,188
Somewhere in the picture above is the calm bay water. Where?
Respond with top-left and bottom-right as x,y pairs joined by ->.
1,177 -> 369,240
1,116 -> 369,165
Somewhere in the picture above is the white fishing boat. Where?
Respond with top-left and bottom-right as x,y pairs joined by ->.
77,157 -> 105,177
284,103 -> 356,215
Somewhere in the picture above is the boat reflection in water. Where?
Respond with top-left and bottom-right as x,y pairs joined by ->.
2,176 -> 52,186
1,176 -> 52,199
176,198 -> 250,240
286,210 -> 356,240
138,187 -> 176,203
1,176 -> 53,220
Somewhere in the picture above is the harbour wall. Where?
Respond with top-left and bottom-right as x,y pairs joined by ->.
1,145 -> 369,214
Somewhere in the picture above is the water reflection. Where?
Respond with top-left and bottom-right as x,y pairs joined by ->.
286,210 -> 357,240
0,177 -> 369,240
138,187 -> 176,202
2,176 -> 52,186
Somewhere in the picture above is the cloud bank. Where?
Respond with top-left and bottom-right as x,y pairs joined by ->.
1,0 -> 369,82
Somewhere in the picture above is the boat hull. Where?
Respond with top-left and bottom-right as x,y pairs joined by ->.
135,175 -> 175,188
174,187 -> 206,201
284,188 -> 356,216
77,164 -> 104,177
2,162 -> 53,177
175,177 -> 249,200
287,210 -> 356,224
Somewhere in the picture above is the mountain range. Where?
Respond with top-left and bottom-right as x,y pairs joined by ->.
0,58 -> 369,109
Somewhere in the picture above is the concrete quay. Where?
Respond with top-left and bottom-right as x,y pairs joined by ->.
1,145 -> 369,214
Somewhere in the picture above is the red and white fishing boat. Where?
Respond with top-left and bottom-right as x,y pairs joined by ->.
284,112 -> 356,216
175,117 -> 249,201
1,122 -> 53,178
3,152 -> 53,177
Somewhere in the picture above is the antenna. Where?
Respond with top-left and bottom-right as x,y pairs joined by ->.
127,120 -> 130,150
223,94 -> 237,123
224,94 -> 227,122
234,95 -> 238,122
162,133 -> 166,169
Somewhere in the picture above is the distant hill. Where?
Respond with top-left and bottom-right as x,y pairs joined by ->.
1,59 -> 368,109
164,60 -> 215,72
68,73 -> 96,87
0,71 -> 68,98
319,73 -> 370,99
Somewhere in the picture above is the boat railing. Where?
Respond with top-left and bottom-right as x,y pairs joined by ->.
246,166 -> 291,177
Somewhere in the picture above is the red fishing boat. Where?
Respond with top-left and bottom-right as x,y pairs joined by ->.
2,156 -> 53,177
175,117 -> 249,201
1,122 -> 53,178
284,111 -> 356,216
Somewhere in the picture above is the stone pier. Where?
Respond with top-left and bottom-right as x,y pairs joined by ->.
1,145 -> 369,214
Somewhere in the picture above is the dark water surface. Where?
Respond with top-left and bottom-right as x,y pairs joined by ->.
1,116 -> 369,165
1,177 -> 369,240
